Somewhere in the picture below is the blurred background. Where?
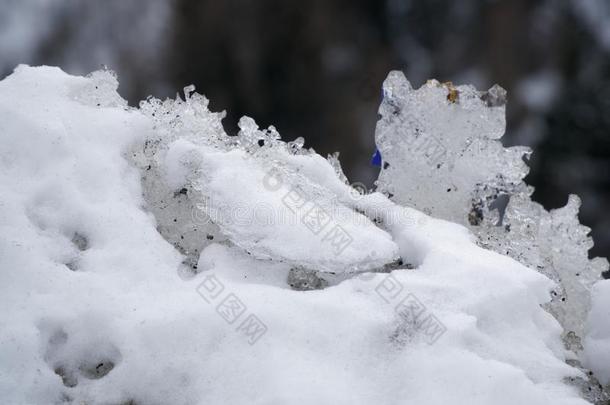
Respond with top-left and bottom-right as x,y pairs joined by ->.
1,0 -> 608,262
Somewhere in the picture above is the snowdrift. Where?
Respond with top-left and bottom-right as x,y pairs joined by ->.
0,65 -> 607,404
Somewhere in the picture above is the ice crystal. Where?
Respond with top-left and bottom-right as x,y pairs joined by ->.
565,358 -> 610,405
130,86 -> 229,275
326,152 -> 350,185
375,71 -> 529,222
139,84 -> 227,147
481,194 -> 608,345
375,71 -> 608,348
183,116 -> 398,273
132,85 -> 398,274
71,69 -> 128,109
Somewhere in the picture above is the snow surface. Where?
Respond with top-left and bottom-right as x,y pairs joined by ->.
162,136 -> 399,272
584,280 -> 610,385
0,66 -> 604,404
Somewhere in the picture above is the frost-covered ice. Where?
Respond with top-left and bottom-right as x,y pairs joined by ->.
134,88 -> 399,273
375,71 -> 525,224
374,71 -> 608,355
0,65 -> 607,404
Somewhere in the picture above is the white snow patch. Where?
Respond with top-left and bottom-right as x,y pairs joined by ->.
0,66 -> 594,404
584,280 -> 610,385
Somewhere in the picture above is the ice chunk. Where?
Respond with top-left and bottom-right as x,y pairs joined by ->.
130,87 -> 229,274
164,118 -> 399,273
70,69 -> 128,109
481,194 -> 608,345
375,71 -> 529,223
374,71 -> 608,349
134,86 -> 399,274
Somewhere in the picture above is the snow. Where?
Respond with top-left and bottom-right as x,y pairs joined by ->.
162,139 -> 399,272
584,280 -> 610,385
0,65 -> 604,404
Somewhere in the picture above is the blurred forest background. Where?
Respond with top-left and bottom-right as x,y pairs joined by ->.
1,0 -> 608,263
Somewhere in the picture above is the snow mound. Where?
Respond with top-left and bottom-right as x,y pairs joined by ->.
0,65 -> 602,404
133,87 -> 399,274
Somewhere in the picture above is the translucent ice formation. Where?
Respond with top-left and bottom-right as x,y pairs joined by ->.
374,71 -> 608,348
375,71 -> 528,223
481,194 -> 608,350
133,86 -> 399,274
129,86 -> 229,274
